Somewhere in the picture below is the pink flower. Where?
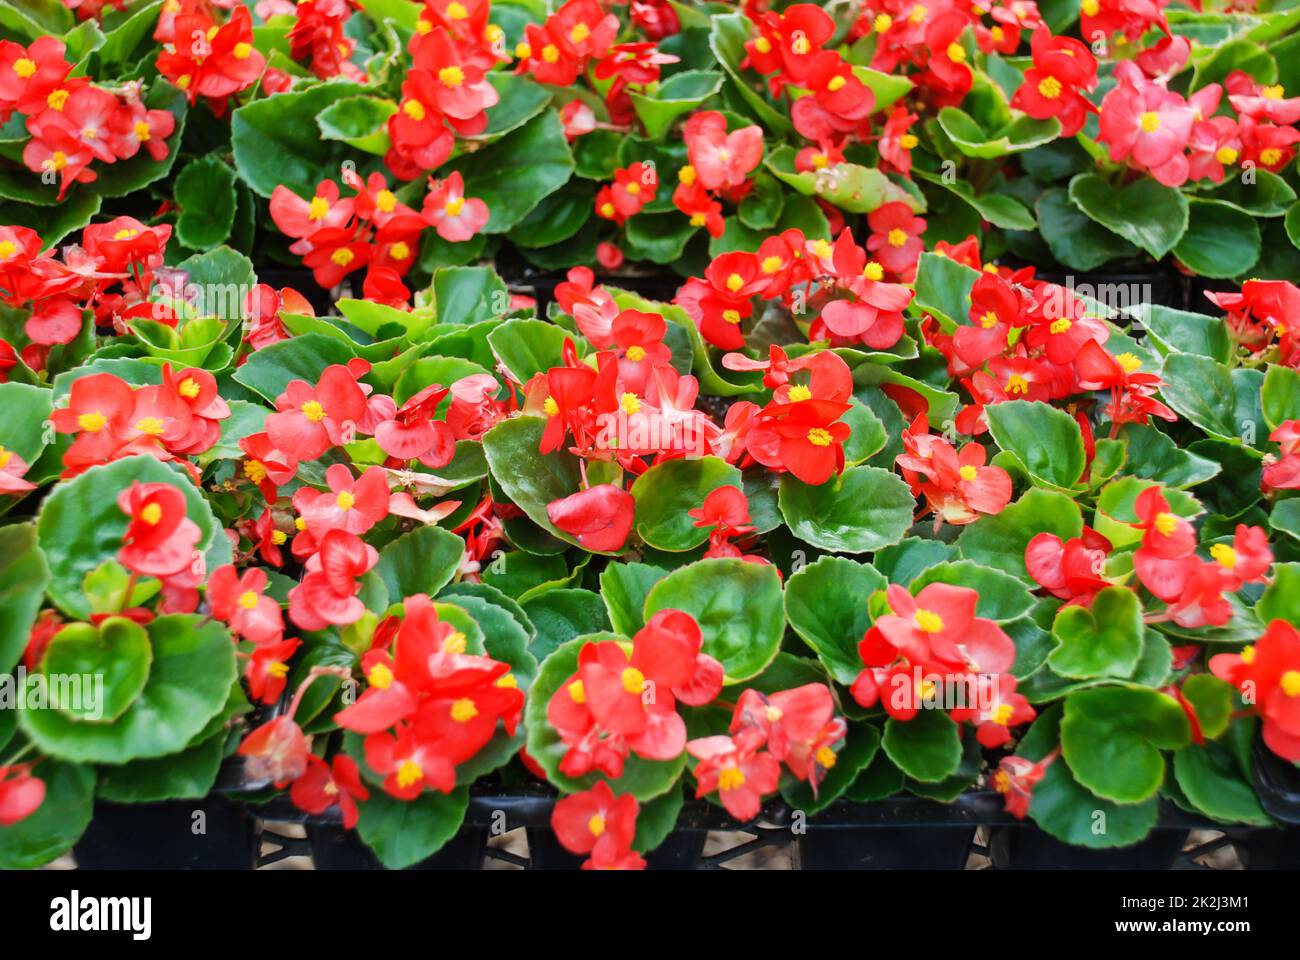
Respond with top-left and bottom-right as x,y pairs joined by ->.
683,110 -> 762,191
423,171 -> 489,242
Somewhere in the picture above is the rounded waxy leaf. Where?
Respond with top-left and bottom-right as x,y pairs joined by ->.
35,456 -> 227,620
882,711 -> 963,783
1059,686 -> 1191,804
0,759 -> 94,869
524,634 -> 686,801
354,786 -> 471,870
373,525 -> 465,605
1047,586 -> 1144,680
957,488 -> 1083,579
986,399 -> 1086,491
784,556 -> 885,685
630,457 -> 742,552
1172,737 -> 1271,827
1068,173 -> 1189,260
40,617 -> 152,723
1029,759 -> 1160,848
19,615 -> 236,764
777,465 -> 914,554
482,416 -> 587,550
0,524 -> 49,675
644,557 -> 785,684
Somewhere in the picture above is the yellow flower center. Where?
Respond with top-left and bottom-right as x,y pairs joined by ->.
900,133 -> 918,149
812,239 -> 833,259
718,767 -> 746,791
515,42 -> 531,59
621,667 -> 645,695
1038,76 -> 1062,99
0,240 -> 15,260
268,661 -> 290,678
1261,148 -> 1283,167
806,427 -> 833,447
542,44 -> 559,63
599,202 -> 616,218
1140,111 -> 1161,133
679,164 -> 697,186
396,759 -> 423,788
543,395 -> 559,416
301,400 -> 326,422
445,196 -> 465,216
239,590 -> 259,610
331,247 -> 355,267
827,75 -> 847,92
402,99 -> 426,121
1081,0 -> 1099,12
979,310 -> 999,329
368,662 -> 394,689
992,26 -> 1005,42
625,344 -> 646,362
447,1 -> 468,18
1006,374 -> 1029,395
1282,671 -> 1300,697
271,530 -> 287,545
1117,352 -> 1142,373
112,228 -> 140,241
442,631 -> 467,654
175,377 -> 201,400
1216,146 -> 1239,165
960,465 -> 978,482
78,411 -> 107,432
1210,543 -> 1237,569
761,255 -> 783,274
390,241 -> 410,261
947,43 -> 966,63
1049,318 -> 1072,334
135,417 -> 165,436
244,459 -> 267,484
788,384 -> 812,402
875,13 -> 893,31
308,196 -> 330,220
570,22 -> 590,43
13,58 -> 36,79
1263,85 -> 1285,100
815,746 -> 837,769
722,309 -> 741,324
887,228 -> 908,248
588,813 -> 605,836
811,152 -> 829,168
625,181 -> 641,197
1241,645 -> 1256,664
375,189 -> 397,213
133,119 -> 151,140
863,261 -> 884,281
497,673 -> 517,689
992,702 -> 1015,725
48,88 -> 69,110
233,42 -> 252,60
451,697 -> 479,723
175,75 -> 191,91
690,212 -> 708,227
725,272 -> 745,293
914,609 -> 944,633
140,502 -> 163,525
620,392 -> 640,414
438,65 -> 465,87
1154,512 -> 1179,536
567,679 -> 586,704
993,769 -> 1011,793
336,490 -> 355,510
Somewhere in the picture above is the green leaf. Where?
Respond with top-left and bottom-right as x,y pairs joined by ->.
1159,354 -> 1264,452
1197,169 -> 1295,217
913,169 -> 1035,230
644,557 -> 784,684
1270,498 -> 1300,544
882,711 -> 962,783
1262,363 -> 1300,432
912,251 -> 980,330
508,180 -> 594,249
1047,586 -> 1144,680
1029,756 -> 1159,848
316,95 -> 397,155
1181,673 -> 1233,741
373,525 -> 464,604
1034,185 -> 1138,271
1257,562 -> 1300,625
475,72 -> 552,141
0,190 -> 101,249
1130,302 -> 1233,364
987,399 -> 1086,491
520,588 -> 611,662
599,561 -> 666,636
433,265 -> 508,326
632,784 -> 685,854
910,559 -> 1036,622
708,13 -> 792,134
630,457 -> 742,551
937,107 -> 1061,158
784,556 -> 884,685
1172,737 -> 1271,826
487,318 -> 570,383
0,381 -> 52,465
354,785 -> 470,869
623,212 -> 696,264
173,155 -> 237,251
40,617 -> 152,723
19,614 -> 236,764
232,333 -> 356,402
1119,424 -> 1221,488
1059,686 -> 1190,803
777,465 -> 914,553
0,524 -> 47,675
442,110 -> 574,234
96,732 -> 226,804
36,457 -> 226,620
629,70 -> 724,140
1173,199 -> 1260,279
0,759 -> 93,869
767,149 -> 922,214
957,488 -> 1083,578
525,634 -> 686,799
781,721 -> 881,815
482,416 -> 588,550
231,81 -> 372,198
1068,173 -> 1190,260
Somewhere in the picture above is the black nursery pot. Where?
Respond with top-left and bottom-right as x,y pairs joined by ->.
305,823 -> 487,870
524,825 -> 708,870
73,796 -> 261,870
796,824 -> 977,869
987,825 -> 1189,870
